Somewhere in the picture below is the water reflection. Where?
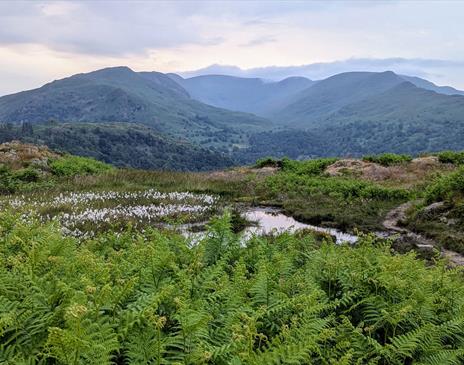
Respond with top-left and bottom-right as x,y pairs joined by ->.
242,207 -> 357,244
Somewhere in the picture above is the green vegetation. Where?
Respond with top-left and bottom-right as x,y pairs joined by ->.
0,122 -> 234,171
1,146 -> 464,363
425,167 -> 464,204
406,167 -> 464,253
255,157 -> 281,168
0,165 -> 41,193
436,150 -> 464,165
0,148 -> 113,194
363,153 -> 412,166
1,212 -> 464,364
255,159 -> 410,232
50,155 -> 113,176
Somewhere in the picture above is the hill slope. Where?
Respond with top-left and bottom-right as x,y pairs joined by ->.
0,67 -> 270,149
0,122 -> 234,171
401,75 -> 464,96
327,81 -> 464,124
237,82 -> 464,161
273,71 -> 405,126
172,74 -> 314,116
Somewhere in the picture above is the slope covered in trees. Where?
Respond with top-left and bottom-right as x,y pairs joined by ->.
0,122 -> 234,171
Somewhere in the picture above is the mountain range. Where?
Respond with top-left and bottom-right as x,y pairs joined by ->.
0,67 -> 268,151
0,66 -> 463,169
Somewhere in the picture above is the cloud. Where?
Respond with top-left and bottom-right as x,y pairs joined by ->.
241,36 -> 277,47
0,1 -> 226,57
1,0 -> 464,94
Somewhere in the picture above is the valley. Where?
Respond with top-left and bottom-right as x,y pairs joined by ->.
1,67 -> 464,167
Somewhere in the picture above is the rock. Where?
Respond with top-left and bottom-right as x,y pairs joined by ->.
411,156 -> 440,168
0,141 -> 61,170
325,159 -> 390,181
422,201 -> 445,214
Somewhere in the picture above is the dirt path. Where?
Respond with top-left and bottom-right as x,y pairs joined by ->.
383,202 -> 464,266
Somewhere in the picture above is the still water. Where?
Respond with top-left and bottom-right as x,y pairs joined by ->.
242,207 -> 358,244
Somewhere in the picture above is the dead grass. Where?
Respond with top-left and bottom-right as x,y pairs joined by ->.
0,140 -> 61,170
325,157 -> 455,189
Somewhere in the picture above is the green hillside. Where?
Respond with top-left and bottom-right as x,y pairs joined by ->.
0,122 -> 234,171
328,81 -> 464,124
273,71 -> 405,126
0,67 -> 270,150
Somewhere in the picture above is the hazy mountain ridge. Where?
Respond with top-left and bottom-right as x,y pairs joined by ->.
172,74 -> 314,116
400,75 -> 464,96
174,70 -> 464,128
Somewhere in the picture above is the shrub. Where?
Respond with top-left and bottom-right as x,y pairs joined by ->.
425,166 -> 464,203
50,155 -> 113,177
255,157 -> 282,168
280,157 -> 338,175
436,150 -> 464,165
0,164 -> 16,193
363,153 -> 412,166
13,167 -> 40,182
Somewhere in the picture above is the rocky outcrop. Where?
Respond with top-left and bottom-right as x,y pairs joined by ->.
383,201 -> 464,266
325,159 -> 390,181
0,140 -> 61,170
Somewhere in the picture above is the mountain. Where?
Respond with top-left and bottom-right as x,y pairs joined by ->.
273,71 -> 406,126
0,122 -> 233,171
328,81 -> 464,124
171,74 -> 314,116
0,66 -> 270,150
400,75 -> 464,96
237,81 -> 464,161
2,66 -> 464,168
179,59 -> 464,92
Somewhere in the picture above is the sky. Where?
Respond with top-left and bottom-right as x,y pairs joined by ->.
1,0 -> 464,96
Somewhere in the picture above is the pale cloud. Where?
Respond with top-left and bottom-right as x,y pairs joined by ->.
0,0 -> 463,95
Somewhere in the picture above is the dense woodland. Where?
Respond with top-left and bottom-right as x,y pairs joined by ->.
0,122 -> 233,171
237,119 -> 464,163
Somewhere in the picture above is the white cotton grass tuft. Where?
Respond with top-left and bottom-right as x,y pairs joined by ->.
5,189 -> 219,238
